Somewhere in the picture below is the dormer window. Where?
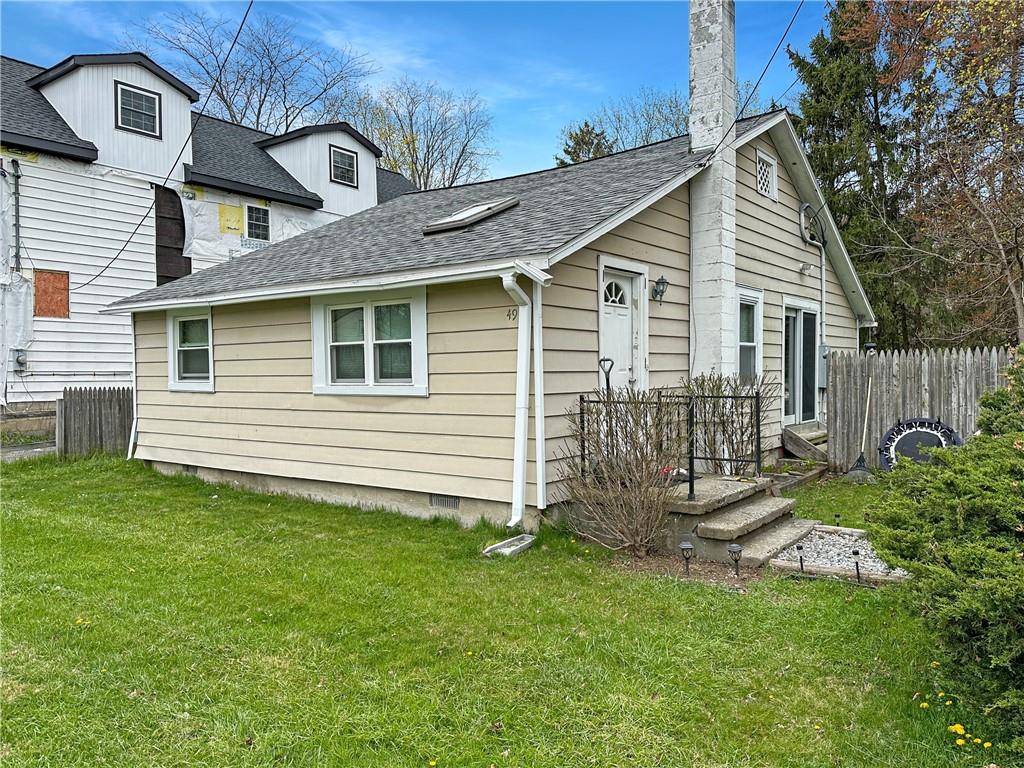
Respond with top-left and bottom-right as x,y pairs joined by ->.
115,81 -> 161,138
330,145 -> 358,187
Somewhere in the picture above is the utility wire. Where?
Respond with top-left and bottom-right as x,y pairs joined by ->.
698,0 -> 805,169
72,0 -> 254,293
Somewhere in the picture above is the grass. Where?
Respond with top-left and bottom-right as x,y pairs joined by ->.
786,477 -> 886,529
2,457 -> 1011,767
0,430 -> 48,447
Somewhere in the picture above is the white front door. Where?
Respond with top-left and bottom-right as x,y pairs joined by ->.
600,269 -> 640,389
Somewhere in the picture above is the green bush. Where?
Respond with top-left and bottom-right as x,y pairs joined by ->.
978,345 -> 1024,436
870,432 -> 1024,752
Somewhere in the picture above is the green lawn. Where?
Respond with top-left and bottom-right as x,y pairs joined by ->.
786,477 -> 886,529
2,457 -> 1010,767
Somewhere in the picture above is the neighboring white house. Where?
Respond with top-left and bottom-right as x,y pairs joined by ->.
107,0 -> 876,537
0,52 -> 415,406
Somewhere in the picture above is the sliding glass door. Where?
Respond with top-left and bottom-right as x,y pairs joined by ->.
784,305 -> 818,425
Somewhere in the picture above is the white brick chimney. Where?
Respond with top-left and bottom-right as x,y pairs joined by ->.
688,0 -> 738,376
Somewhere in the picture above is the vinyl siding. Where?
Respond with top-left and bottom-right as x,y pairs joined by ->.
263,132 -> 378,216
3,150 -> 155,401
133,283 -> 523,505
539,187 -> 690,501
735,133 -> 859,445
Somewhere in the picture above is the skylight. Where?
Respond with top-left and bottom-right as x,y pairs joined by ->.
423,197 -> 519,234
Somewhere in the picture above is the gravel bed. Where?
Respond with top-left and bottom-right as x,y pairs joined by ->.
775,530 -> 908,577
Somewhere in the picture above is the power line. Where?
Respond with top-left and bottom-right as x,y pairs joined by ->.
72,0 -> 254,293
699,0 -> 806,168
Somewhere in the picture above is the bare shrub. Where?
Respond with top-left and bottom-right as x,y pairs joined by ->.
559,388 -> 686,557
680,373 -> 780,476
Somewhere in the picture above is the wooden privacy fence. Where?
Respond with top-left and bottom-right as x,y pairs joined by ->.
826,347 -> 1011,471
57,387 -> 133,457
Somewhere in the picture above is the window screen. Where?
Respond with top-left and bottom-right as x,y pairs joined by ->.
176,318 -> 210,380
373,303 -> 412,382
330,307 -> 365,382
739,301 -> 757,381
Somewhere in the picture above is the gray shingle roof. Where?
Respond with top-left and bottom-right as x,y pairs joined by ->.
376,167 -> 418,203
187,114 -> 324,209
0,56 -> 98,161
110,113 -> 787,309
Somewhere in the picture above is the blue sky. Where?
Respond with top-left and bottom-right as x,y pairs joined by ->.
1,1 -> 826,178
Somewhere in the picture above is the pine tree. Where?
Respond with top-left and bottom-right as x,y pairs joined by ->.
788,1 -> 937,348
555,120 -> 614,166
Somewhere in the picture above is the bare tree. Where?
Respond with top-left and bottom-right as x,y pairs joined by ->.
338,79 -> 495,189
132,10 -> 373,134
557,80 -> 769,161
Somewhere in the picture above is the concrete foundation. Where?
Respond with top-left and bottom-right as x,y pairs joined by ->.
1,401 -> 57,438
146,460 -> 542,532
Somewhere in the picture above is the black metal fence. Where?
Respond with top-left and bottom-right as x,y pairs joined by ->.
578,388 -> 763,502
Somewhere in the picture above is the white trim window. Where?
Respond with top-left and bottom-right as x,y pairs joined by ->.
115,81 -> 161,138
167,308 -> 214,392
755,149 -> 778,201
311,287 -> 427,396
245,204 -> 271,242
738,286 -> 763,383
330,145 -> 358,187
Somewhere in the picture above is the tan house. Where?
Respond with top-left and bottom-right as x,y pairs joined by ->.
107,0 -> 875,532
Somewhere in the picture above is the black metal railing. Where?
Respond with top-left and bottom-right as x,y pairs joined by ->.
578,389 -> 763,502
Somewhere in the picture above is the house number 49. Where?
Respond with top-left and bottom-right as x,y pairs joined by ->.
507,308 -> 519,321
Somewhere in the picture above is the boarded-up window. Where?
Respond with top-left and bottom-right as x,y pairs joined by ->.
34,270 -> 70,318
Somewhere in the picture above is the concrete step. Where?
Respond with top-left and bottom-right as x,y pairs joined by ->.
697,495 -> 797,540
667,475 -> 773,516
740,517 -> 818,566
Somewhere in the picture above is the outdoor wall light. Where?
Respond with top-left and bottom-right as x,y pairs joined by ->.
727,543 -> 743,577
651,275 -> 669,304
678,541 -> 694,576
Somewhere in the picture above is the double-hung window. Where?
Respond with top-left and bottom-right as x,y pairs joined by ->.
737,286 -> 763,383
115,81 -> 161,138
313,288 -> 427,396
330,145 -> 358,187
167,309 -> 214,392
245,205 -> 271,242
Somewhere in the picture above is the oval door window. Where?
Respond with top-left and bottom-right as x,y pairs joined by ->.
603,281 -> 627,306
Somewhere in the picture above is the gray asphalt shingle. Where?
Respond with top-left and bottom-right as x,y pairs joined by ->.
376,167 -> 418,203
188,115 -> 323,208
111,113 -> 785,309
0,56 -> 98,159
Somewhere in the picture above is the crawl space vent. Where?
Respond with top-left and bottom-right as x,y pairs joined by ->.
429,493 -> 461,510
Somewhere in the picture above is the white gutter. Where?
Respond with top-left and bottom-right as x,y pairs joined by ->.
532,279 -> 546,510
501,263 -> 553,528
102,259 -> 547,315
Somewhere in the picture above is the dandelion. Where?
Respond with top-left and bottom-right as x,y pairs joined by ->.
429,761 -> 437,767
973,738 -> 981,744
948,724 -> 966,735
945,701 -> 952,706
919,702 -> 929,709
466,651 -> 473,656
937,692 -> 944,697
983,742 -> 992,749
931,661 -> 941,668
955,739 -> 966,747
813,724 -> 822,731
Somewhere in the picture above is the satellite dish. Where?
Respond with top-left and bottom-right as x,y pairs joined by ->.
879,417 -> 962,471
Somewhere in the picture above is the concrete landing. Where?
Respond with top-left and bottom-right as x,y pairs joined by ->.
667,476 -> 773,516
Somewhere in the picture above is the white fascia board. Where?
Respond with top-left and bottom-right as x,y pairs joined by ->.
738,115 -> 877,327
542,161 -> 708,268
102,258 -> 549,314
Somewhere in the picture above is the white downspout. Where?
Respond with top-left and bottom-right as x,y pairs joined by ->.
127,311 -> 139,460
532,280 -> 546,510
502,272 -> 531,528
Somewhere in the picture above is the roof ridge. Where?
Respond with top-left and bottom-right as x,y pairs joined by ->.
408,109 -> 787,197
1,54 -> 45,71
191,111 -> 273,139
